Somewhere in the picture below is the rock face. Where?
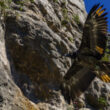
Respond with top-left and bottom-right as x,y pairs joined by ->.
0,15 -> 39,110
0,0 -> 109,110
85,78 -> 110,110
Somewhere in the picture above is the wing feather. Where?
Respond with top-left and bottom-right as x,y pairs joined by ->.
79,4 -> 108,59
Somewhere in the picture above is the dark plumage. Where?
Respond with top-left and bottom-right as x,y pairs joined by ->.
61,3 -> 110,103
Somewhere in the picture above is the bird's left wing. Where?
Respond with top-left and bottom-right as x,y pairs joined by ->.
79,4 -> 108,59
79,4 -> 110,83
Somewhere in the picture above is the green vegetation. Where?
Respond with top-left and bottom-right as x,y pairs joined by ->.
67,106 -> 73,110
68,37 -> 74,43
61,4 -> 80,27
16,1 -> 25,5
62,8 -> 68,20
0,0 -> 12,17
0,0 -> 12,10
73,14 -> 80,25
60,0 -> 70,26
86,94 -> 108,109
101,41 -> 110,62
64,104 -> 74,110
61,8 -> 69,26
62,8 -> 68,16
16,0 -> 34,11
98,97 -> 108,107
62,0 -> 66,6
102,53 -> 110,62
30,0 -> 34,3
61,19 -> 69,26
0,0 -> 35,16
60,0 -> 80,27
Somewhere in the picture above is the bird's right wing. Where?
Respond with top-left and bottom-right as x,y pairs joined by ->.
61,61 -> 96,103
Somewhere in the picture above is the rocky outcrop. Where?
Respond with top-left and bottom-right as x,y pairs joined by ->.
0,0 -> 109,110
0,16 -> 39,110
85,78 -> 110,110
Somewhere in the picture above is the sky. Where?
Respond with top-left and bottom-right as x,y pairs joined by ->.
84,0 -> 110,32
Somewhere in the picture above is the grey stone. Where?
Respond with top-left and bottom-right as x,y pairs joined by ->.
85,78 -> 110,110
0,0 -> 109,110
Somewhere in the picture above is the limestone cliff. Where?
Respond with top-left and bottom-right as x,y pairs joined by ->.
0,0 -> 110,110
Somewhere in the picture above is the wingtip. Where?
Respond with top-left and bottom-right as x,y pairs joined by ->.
94,3 -> 100,9
101,12 -> 108,17
96,3 -> 100,7
95,4 -> 106,16
88,3 -> 102,17
100,4 -> 104,8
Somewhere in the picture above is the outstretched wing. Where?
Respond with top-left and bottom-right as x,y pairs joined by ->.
79,3 -> 108,59
79,4 -> 110,82
61,61 -> 96,103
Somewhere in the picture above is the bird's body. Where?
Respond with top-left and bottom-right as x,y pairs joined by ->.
61,3 -> 110,103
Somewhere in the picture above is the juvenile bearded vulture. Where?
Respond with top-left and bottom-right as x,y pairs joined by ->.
61,4 -> 110,103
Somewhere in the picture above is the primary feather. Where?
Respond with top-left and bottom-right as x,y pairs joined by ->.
80,3 -> 107,59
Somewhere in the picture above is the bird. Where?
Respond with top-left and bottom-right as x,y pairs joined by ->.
60,3 -> 110,103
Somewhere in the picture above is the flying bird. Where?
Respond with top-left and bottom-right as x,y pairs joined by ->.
61,3 -> 110,103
